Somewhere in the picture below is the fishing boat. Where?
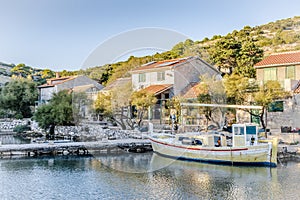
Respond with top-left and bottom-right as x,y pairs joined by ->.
149,124 -> 278,167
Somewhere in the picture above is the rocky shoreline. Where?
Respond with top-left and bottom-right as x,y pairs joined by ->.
0,119 -> 146,142
0,119 -> 30,132
1,119 -> 300,161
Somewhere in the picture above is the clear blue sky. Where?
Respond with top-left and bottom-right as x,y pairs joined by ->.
0,0 -> 299,71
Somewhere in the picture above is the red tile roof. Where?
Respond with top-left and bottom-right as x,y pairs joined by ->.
254,51 -> 300,68
182,83 -> 202,99
48,76 -> 72,82
142,84 -> 172,95
38,76 -> 76,88
131,57 -> 192,72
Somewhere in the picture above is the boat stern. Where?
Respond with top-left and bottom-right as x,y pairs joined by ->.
270,138 -> 278,167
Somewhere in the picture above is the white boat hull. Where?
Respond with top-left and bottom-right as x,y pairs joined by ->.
150,138 -> 277,167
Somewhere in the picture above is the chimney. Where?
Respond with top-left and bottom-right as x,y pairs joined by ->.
56,72 -> 60,78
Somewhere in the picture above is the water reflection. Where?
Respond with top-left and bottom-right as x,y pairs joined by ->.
0,152 -> 299,200
94,152 -> 153,173
93,151 -> 283,199
148,154 -> 281,200
0,155 -> 92,172
0,133 -> 30,144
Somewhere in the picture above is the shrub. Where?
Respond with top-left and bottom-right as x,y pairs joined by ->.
14,113 -> 23,119
13,125 -> 30,133
290,141 -> 299,145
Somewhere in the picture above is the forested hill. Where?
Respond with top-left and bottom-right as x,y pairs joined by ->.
1,16 -> 300,85
81,16 -> 300,85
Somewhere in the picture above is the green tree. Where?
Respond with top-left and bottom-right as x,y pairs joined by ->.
235,38 -> 264,78
197,75 -> 227,129
166,96 -> 182,124
110,82 -> 135,129
72,92 -> 89,124
224,74 -> 288,136
209,35 -> 263,78
60,70 -> 78,77
170,39 -> 195,58
131,90 -> 157,127
197,82 -> 212,129
209,35 -> 241,74
0,78 -> 38,118
93,82 -> 135,130
34,90 -> 74,135
223,74 -> 252,104
211,35 -> 222,40
11,63 -> 32,77
41,69 -> 55,79
94,92 -> 113,120
253,81 -> 288,133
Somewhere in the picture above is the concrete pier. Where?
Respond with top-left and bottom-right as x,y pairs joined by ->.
0,139 -> 151,157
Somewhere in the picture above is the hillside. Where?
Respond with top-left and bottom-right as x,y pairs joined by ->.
256,16 -> 300,54
82,16 -> 300,85
199,16 -> 300,56
0,62 -> 51,85
170,16 -> 300,66
0,62 -> 14,76
0,62 -> 14,85
1,16 -> 299,85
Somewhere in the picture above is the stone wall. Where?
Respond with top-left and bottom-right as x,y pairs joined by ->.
236,110 -> 251,124
269,132 -> 300,144
256,68 -> 264,82
0,119 -> 31,131
268,95 -> 300,129
0,118 -> 143,141
54,125 -> 142,140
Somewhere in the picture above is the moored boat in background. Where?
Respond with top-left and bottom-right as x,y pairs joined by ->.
149,124 -> 278,167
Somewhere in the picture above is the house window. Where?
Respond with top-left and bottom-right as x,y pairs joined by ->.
268,101 -> 284,112
264,68 -> 277,82
286,66 -> 295,79
157,72 -> 165,81
138,73 -> 146,82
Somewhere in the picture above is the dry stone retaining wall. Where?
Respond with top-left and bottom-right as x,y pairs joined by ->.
0,119 -> 30,131
268,95 -> 300,130
55,125 -> 142,140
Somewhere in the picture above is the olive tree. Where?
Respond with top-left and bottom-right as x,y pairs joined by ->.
0,78 -> 38,118
34,90 -> 74,136
224,74 -> 288,136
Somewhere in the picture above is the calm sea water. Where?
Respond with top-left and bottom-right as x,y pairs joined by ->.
0,152 -> 299,200
0,133 -> 30,145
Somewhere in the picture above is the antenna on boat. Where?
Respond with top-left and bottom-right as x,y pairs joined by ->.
148,122 -> 153,135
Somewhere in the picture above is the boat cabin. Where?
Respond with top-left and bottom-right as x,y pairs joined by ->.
173,124 -> 258,148
232,124 -> 258,147
176,133 -> 227,147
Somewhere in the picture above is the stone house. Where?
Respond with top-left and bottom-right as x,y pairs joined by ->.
37,74 -> 103,105
130,56 -> 221,122
72,84 -> 104,119
96,78 -> 133,124
101,77 -> 132,95
131,56 -> 220,95
37,75 -> 103,120
254,51 -> 300,130
254,51 -> 300,91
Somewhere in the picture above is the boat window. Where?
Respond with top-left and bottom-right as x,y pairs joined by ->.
194,139 -> 202,145
178,136 -> 189,141
214,136 -> 221,147
182,138 -> 194,145
234,127 -> 245,135
246,126 -> 256,135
